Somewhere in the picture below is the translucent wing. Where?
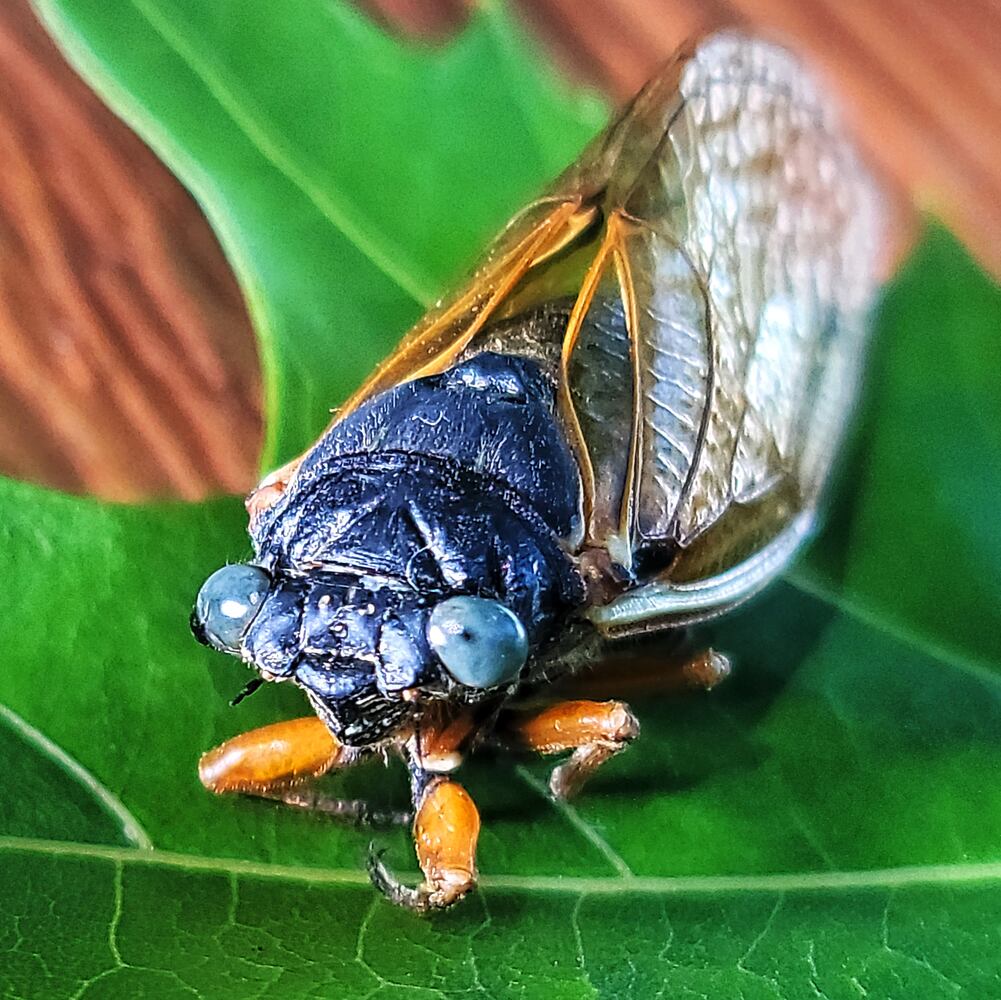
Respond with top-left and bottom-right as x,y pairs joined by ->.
328,37 -> 693,418
585,32 -> 885,632
250,31 -> 884,636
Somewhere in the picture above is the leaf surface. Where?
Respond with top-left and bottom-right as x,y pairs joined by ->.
7,0 -> 1001,995
0,705 -> 148,848
5,844 -> 1001,1000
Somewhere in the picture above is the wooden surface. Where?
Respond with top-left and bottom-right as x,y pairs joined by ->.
3,0 -> 999,501
0,0 -> 260,499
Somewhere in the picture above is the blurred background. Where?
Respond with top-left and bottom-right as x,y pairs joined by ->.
2,0 -> 998,501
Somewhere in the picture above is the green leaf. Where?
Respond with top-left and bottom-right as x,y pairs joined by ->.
5,361 -> 1001,993
8,0 -> 1001,995
4,845 -> 1001,1000
0,705 -> 148,848
800,224 -> 1001,675
33,0 -> 603,470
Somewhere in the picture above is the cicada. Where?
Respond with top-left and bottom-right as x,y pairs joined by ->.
191,31 -> 884,911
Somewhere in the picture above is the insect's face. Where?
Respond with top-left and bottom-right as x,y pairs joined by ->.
191,562 -> 530,745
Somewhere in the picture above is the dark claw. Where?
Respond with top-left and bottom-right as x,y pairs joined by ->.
366,844 -> 429,913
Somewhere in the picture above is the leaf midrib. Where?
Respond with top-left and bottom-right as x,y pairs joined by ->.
5,836 -> 1001,897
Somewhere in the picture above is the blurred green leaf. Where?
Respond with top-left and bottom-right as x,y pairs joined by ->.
801,225 -> 1001,674
0,705 -> 148,847
34,0 -> 603,470
4,0 -> 1000,996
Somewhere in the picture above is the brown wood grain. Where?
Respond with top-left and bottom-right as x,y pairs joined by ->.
0,0 -> 260,500
2,0 -> 998,500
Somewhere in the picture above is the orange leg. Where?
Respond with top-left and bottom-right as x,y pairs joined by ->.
560,646 -> 732,700
682,648 -> 733,690
411,704 -> 479,775
198,717 -> 407,826
368,777 -> 481,912
367,705 -> 483,911
500,699 -> 640,800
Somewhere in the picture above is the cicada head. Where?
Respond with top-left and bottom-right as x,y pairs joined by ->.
192,564 -> 413,742
191,562 -> 563,747
192,561 -> 541,744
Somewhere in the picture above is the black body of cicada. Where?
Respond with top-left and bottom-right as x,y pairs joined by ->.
195,344 -> 586,744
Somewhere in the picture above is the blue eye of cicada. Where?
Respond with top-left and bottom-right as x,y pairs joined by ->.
427,596 -> 528,689
192,564 -> 271,654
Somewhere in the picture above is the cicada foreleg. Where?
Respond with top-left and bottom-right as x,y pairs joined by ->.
198,717 -> 407,827
368,707 -> 482,912
368,776 -> 481,913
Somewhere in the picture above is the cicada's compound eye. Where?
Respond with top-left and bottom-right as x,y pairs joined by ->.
191,564 -> 271,654
427,596 -> 528,689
